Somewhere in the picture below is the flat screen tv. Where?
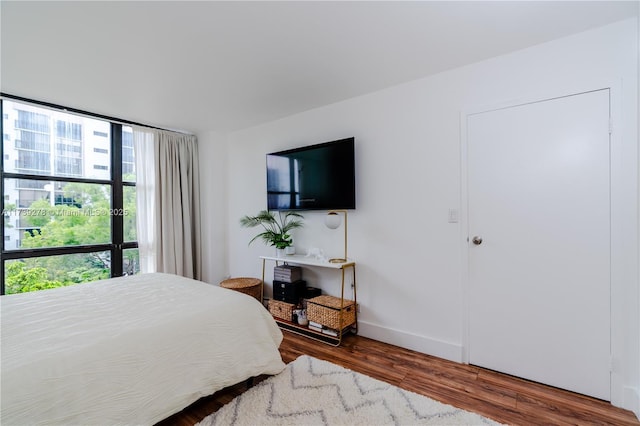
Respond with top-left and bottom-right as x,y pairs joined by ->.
266,137 -> 355,211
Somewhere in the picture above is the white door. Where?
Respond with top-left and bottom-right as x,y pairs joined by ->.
467,89 -> 611,401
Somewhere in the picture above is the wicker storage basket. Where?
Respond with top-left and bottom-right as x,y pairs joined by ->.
307,295 -> 356,330
220,277 -> 262,302
268,299 -> 295,321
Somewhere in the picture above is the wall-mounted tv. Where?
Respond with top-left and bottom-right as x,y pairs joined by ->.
266,137 -> 355,211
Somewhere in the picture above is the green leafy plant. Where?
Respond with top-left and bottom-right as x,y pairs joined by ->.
240,210 -> 304,249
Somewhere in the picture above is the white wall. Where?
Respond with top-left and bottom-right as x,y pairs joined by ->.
197,131 -> 229,285
210,18 -> 639,414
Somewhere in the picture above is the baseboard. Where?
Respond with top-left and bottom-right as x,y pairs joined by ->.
624,386 -> 640,420
357,321 -> 463,363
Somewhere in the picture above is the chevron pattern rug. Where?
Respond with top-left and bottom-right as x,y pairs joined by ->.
197,355 -> 500,425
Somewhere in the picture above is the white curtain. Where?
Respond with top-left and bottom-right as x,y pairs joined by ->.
133,127 -> 202,280
133,128 -> 157,274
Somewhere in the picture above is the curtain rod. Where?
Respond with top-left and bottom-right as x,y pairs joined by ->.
0,92 -> 194,135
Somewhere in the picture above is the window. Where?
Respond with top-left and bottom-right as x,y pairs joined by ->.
16,129 -> 50,151
17,151 -> 51,172
56,121 -> 82,140
1,99 -> 138,295
55,156 -> 82,176
16,110 -> 49,133
122,128 -> 135,180
56,142 -> 82,156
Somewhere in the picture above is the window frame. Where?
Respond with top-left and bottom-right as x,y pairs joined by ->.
0,96 -> 140,295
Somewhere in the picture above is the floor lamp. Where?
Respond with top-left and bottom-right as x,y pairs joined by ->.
324,210 -> 348,263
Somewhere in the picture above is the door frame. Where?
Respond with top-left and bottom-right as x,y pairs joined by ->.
459,81 -> 631,406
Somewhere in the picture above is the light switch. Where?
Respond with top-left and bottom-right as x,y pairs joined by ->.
448,208 -> 459,223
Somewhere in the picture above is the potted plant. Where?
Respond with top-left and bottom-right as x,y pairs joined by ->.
240,210 -> 304,255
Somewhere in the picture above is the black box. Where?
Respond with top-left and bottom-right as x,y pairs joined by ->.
273,280 -> 306,304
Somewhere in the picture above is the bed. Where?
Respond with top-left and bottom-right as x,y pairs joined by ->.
1,272 -> 285,425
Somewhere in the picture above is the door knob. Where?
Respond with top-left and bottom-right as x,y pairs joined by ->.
472,236 -> 483,245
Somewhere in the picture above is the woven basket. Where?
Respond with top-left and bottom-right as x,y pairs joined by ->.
268,299 -> 295,321
307,295 -> 356,330
220,277 -> 262,302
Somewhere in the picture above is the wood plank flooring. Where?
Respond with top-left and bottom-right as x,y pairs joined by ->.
157,331 -> 639,425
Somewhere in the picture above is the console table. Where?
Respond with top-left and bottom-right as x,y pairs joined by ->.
259,254 -> 357,346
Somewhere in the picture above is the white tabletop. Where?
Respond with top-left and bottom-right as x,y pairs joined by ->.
259,254 -> 355,269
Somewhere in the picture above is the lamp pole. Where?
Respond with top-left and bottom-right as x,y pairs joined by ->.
326,210 -> 348,263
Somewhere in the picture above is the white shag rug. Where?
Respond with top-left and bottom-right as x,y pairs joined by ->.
197,355 -> 501,426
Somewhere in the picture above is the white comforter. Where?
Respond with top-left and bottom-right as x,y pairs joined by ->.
1,273 -> 285,425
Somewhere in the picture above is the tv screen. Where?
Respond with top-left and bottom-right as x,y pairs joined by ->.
266,137 -> 355,211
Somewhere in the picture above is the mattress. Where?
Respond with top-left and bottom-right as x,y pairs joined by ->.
1,272 -> 285,425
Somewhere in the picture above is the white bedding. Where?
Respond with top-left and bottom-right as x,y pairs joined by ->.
1,272 -> 285,425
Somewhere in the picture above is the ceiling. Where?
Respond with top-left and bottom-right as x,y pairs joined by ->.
1,1 -> 637,134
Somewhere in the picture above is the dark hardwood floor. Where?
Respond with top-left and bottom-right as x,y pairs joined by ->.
158,331 -> 639,425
